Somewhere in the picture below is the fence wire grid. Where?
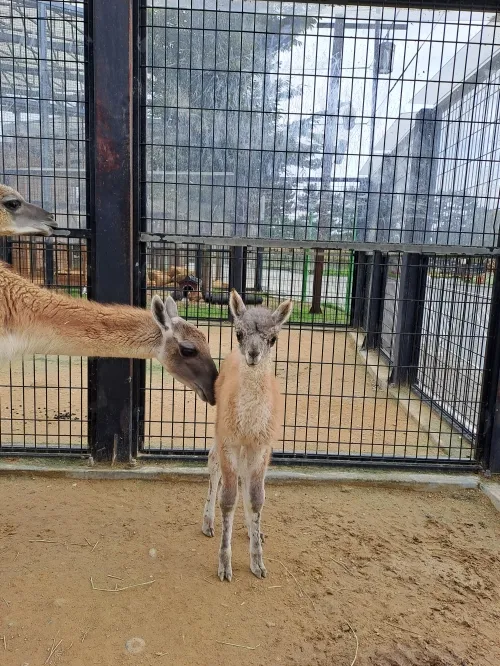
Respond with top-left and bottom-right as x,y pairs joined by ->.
0,237 -> 88,451
0,0 -> 499,468
138,243 -> 489,463
142,1 -> 499,247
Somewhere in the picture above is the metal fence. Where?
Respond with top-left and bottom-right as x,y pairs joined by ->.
0,0 -> 499,472
0,0 -> 88,453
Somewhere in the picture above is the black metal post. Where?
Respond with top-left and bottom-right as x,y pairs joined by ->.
255,247 -> 263,291
401,107 -> 439,245
364,19 -> 381,244
477,257 -> 500,473
351,251 -> 367,327
87,0 -> 135,463
230,246 -> 244,295
38,2 -> 55,291
131,0 -> 147,458
318,18 -> 343,242
44,240 -> 54,287
195,245 -> 203,282
388,105 -> 438,383
390,253 -> 428,385
242,247 -> 248,298
201,248 -> 212,298
362,251 -> 386,349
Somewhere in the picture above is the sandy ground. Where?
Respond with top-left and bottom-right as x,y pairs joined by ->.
0,476 -> 499,665
0,327 -> 467,459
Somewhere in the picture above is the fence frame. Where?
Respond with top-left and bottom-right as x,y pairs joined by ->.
87,0 -> 136,463
1,0 -> 499,472
89,0 -> 500,472
477,259 -> 500,473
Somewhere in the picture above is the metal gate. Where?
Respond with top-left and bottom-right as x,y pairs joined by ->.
0,0 -> 499,472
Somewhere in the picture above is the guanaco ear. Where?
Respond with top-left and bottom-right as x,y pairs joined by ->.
151,295 -> 171,331
164,295 -> 178,319
229,289 -> 246,319
272,299 -> 293,327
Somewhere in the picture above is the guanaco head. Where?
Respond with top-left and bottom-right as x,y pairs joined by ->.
151,295 -> 218,405
229,289 -> 293,367
0,184 -> 57,237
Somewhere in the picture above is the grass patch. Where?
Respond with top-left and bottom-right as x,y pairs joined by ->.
176,299 -> 348,326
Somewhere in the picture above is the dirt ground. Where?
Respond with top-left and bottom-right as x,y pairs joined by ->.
0,476 -> 499,665
0,327 -> 466,459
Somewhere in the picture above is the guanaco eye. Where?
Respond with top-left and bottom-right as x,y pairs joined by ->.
269,336 -> 277,347
236,331 -> 243,343
4,199 -> 21,211
179,342 -> 198,358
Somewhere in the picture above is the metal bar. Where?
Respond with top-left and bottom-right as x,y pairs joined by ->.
131,0 -> 148,459
139,233 -> 500,257
363,251 -> 386,349
38,3 -> 55,290
362,19 -> 381,244
352,251 -> 367,328
318,18 -> 343,241
317,0 -> 499,9
87,0 -> 134,464
320,22 -> 408,31
0,450 -> 88,459
195,245 -> 203,283
255,247 -> 264,291
52,229 -> 92,238
402,108 -> 439,245
390,254 -> 429,384
44,241 -> 54,287
201,247 -> 213,298
0,450 -> 479,473
229,246 -> 244,298
477,257 -> 500,473
138,451 -> 479,472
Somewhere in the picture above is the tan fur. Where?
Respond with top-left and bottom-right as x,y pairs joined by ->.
0,184 -> 56,236
0,265 -> 161,359
0,185 -> 218,405
214,349 -> 283,447
202,292 -> 292,581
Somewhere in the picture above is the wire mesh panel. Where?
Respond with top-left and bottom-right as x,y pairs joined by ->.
142,1 -> 499,247
380,254 -> 399,360
139,243 -> 483,463
0,237 -> 88,451
139,1 -> 499,465
0,0 -> 496,462
0,0 -> 88,453
417,256 -> 491,438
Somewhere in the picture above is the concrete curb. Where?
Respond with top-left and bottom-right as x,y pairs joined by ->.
1,461 -> 499,511
480,482 -> 500,512
0,460 -> 480,489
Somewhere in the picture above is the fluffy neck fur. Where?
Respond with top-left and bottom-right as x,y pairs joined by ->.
216,348 -> 279,444
0,261 -> 162,361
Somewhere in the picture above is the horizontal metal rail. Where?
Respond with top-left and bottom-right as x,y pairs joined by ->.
52,229 -> 91,238
139,450 -> 480,472
140,233 -> 500,257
